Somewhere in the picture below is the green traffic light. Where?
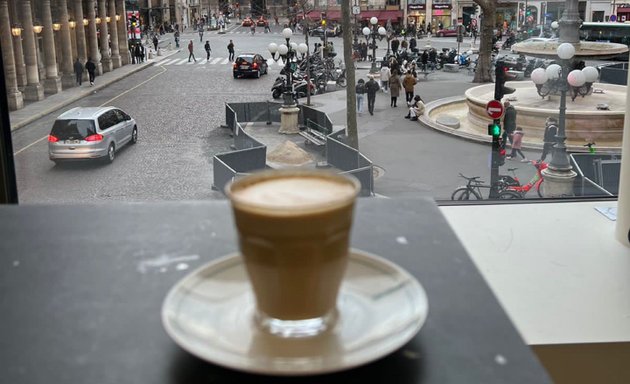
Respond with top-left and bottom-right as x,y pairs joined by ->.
487,123 -> 501,137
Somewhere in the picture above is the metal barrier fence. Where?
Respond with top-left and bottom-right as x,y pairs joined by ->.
599,63 -> 628,86
570,153 -> 622,196
213,102 -> 374,197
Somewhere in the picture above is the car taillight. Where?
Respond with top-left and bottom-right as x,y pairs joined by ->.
233,63 -> 237,69
85,134 -> 103,142
48,134 -> 59,143
252,63 -> 258,69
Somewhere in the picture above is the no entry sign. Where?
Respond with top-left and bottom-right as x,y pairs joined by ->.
486,100 -> 504,119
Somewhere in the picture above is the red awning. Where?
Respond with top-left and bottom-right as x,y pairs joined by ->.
302,9 -> 402,21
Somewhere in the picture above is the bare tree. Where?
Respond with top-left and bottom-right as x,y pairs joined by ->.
472,0 -> 496,83
341,0 -> 358,149
296,0 -> 313,106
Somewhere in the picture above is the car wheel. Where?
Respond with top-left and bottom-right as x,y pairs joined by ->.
233,73 -> 238,79
105,143 -> 115,164
131,126 -> 138,144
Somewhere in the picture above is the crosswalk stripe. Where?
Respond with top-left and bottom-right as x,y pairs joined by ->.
198,59 -> 207,64
221,58 -> 229,64
160,59 -> 177,65
211,58 -> 222,64
175,58 -> 189,65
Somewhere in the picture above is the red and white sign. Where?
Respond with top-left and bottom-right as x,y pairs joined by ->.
486,100 -> 504,119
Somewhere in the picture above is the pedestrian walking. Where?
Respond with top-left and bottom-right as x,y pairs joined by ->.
85,57 -> 96,86
540,117 -> 559,161
405,95 -> 425,121
502,100 -> 517,145
391,37 -> 400,54
402,70 -> 417,105
188,40 -> 196,62
152,35 -> 159,51
380,64 -> 390,92
365,75 -> 380,115
227,40 -> 235,61
198,25 -> 204,42
174,30 -> 180,48
264,21 -> 271,33
204,40 -> 212,60
389,70 -> 401,107
355,79 -> 366,115
507,127 -> 528,161
139,44 -> 145,62
73,58 -> 84,86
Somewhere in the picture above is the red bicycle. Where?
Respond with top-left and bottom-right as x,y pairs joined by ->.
497,160 -> 548,199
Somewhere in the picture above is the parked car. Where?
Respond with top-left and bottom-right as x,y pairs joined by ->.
48,107 -> 137,164
436,26 -> 458,37
233,54 -> 268,78
241,17 -> 254,27
256,16 -> 267,27
309,26 -> 340,37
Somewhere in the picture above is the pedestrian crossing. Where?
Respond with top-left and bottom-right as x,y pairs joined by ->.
158,57 -> 283,66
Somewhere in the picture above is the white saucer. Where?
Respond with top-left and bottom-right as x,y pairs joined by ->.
161,249 -> 429,376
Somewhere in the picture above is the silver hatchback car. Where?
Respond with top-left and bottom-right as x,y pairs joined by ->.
48,107 -> 137,164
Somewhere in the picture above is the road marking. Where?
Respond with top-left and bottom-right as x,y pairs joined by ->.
210,57 -> 222,64
221,58 -> 229,64
175,58 -> 189,65
14,66 -> 168,156
160,59 -> 177,65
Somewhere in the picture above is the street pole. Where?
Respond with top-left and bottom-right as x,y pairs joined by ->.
303,15 -> 311,106
341,0 -> 358,149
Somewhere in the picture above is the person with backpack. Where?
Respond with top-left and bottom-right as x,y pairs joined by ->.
540,117 -> 559,161
365,75 -> 380,115
502,100 -> 517,145
380,64 -> 390,93
355,79 -> 366,115
402,70 -> 417,105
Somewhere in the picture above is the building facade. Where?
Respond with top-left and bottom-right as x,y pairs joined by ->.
0,0 -> 136,111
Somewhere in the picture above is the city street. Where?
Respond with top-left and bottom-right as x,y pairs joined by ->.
11,24 -> 540,203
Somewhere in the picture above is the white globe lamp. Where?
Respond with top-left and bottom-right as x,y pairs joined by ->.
567,69 -> 586,87
268,43 -> 278,54
531,68 -> 548,85
282,28 -> 292,39
378,26 -> 386,36
278,44 -> 288,55
545,64 -> 562,80
370,17 -> 378,25
557,43 -> 576,60
362,27 -> 370,36
551,21 -> 559,29
582,66 -> 599,83
297,43 -> 308,54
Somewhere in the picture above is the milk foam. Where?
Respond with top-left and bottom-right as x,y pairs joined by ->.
233,176 -> 356,209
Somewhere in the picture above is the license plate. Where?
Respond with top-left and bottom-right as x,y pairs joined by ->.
65,140 -> 81,144
240,65 -> 249,69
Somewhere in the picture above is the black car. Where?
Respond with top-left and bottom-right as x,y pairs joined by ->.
233,54 -> 269,78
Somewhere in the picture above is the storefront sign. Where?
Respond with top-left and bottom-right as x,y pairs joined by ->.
409,4 -> 426,10
433,4 -> 452,10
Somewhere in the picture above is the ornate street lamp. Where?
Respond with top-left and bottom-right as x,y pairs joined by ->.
268,28 -> 307,107
268,28 -> 308,134
115,14 -> 121,22
531,61 -> 599,101
11,23 -> 22,37
95,17 -> 101,24
52,22 -> 61,31
32,21 -> 43,34
68,19 -> 77,29
105,16 -> 111,23
362,16 -> 387,73
534,42 -> 584,197
83,18 -> 89,26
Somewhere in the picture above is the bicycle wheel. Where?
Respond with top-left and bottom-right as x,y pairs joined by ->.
536,179 -> 544,198
497,190 -> 523,199
451,187 -> 482,200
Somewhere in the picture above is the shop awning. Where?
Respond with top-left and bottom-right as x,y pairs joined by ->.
301,9 -> 402,21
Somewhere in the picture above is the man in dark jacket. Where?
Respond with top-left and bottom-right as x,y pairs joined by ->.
391,37 -> 400,55
502,100 -> 517,145
540,117 -> 559,161
85,58 -> 96,86
73,58 -> 83,86
204,40 -> 211,60
152,35 -> 159,51
365,75 -> 380,115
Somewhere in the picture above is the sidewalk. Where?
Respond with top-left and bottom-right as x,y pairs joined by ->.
9,48 -> 180,131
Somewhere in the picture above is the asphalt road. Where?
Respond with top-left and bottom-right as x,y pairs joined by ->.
11,25 -> 543,203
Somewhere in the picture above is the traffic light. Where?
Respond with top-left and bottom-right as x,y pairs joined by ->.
131,14 -> 137,27
322,19 -> 326,26
494,61 -> 515,101
488,122 -> 501,138
526,8 -> 532,16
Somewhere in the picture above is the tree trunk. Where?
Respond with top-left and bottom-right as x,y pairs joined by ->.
341,0 -> 358,149
473,0 -> 496,83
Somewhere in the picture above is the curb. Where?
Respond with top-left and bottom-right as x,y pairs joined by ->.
10,50 -> 180,132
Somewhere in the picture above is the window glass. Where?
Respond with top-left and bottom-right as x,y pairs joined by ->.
50,119 -> 96,140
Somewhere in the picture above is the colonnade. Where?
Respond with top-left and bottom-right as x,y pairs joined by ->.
0,0 -> 132,111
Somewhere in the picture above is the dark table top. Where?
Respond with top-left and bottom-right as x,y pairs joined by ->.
0,198 -> 551,384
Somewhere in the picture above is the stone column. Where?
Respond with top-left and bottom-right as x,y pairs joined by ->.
559,0 -> 581,45
9,0 -> 26,88
20,0 -> 44,101
86,0 -> 102,75
0,0 -> 23,110
74,0 -> 87,62
108,0 -> 121,68
97,0 -> 112,72
58,0 -> 75,88
41,0 -> 61,94
116,0 -> 129,65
